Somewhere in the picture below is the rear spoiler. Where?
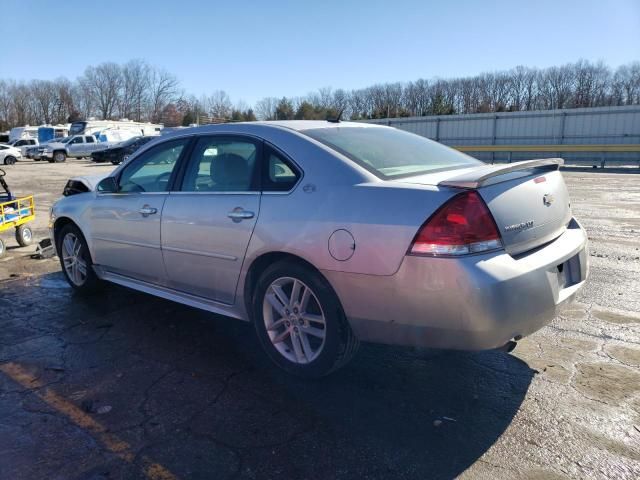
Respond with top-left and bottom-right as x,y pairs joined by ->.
439,158 -> 564,189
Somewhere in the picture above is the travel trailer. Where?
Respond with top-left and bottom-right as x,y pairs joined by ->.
69,120 -> 162,140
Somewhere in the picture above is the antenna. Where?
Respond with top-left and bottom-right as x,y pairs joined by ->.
326,107 -> 345,123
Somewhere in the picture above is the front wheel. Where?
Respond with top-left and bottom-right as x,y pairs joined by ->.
253,261 -> 359,377
0,238 -> 5,257
15,225 -> 33,247
57,224 -> 102,293
53,151 -> 66,163
3,156 -> 16,165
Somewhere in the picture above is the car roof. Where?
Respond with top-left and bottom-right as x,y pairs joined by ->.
251,120 -> 386,131
163,120 -> 387,138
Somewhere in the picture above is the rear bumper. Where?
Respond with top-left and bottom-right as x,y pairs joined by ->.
322,218 -> 588,350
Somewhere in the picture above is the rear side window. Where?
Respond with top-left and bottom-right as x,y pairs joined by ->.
302,127 -> 481,179
86,136 -> 95,143
262,146 -> 300,192
181,136 -> 259,192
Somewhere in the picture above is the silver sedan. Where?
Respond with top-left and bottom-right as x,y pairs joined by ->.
50,121 -> 588,377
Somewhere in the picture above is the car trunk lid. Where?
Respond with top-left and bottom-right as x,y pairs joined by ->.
397,158 -> 572,255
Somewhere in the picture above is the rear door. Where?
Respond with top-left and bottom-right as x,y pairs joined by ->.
161,135 -> 261,304
84,136 -> 99,155
89,137 -> 191,283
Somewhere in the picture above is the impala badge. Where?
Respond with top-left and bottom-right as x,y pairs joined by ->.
543,193 -> 555,206
504,220 -> 534,232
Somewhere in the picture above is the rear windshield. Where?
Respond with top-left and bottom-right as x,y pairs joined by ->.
302,126 -> 481,179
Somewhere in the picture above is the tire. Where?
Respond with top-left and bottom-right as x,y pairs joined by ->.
3,156 -> 16,165
53,151 -> 66,163
16,225 -> 33,247
253,260 -> 359,377
56,223 -> 102,293
15,225 -> 33,247
0,238 -> 5,257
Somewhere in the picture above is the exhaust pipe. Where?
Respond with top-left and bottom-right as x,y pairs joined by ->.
497,340 -> 518,353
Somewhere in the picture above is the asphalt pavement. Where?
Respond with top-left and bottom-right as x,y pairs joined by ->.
0,160 -> 638,479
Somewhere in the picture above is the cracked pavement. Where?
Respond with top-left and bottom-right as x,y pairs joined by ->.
0,160 -> 639,479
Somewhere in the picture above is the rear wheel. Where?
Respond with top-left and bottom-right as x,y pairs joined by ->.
53,151 -> 66,163
253,261 -> 359,377
15,225 -> 33,247
3,156 -> 16,165
57,224 -> 102,293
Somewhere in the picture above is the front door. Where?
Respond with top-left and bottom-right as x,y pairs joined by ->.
89,137 -> 191,284
66,136 -> 85,156
161,136 -> 261,304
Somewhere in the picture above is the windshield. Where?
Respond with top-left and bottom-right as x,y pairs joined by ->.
302,126 -> 482,179
51,137 -> 70,143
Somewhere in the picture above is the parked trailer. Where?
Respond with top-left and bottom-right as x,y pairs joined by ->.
69,120 -> 162,140
37,125 -> 69,143
9,126 -> 39,142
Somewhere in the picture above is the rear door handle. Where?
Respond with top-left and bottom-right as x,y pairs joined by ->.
227,209 -> 255,222
139,205 -> 158,217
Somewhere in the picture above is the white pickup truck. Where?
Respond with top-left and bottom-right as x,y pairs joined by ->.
40,135 -> 104,163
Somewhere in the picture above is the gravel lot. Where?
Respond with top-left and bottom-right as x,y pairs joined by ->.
0,158 -> 639,479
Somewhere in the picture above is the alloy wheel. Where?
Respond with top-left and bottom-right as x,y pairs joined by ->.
61,233 -> 87,286
262,276 -> 327,364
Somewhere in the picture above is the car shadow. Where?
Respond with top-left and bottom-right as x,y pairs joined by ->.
11,272 -> 535,479
268,345 -> 533,478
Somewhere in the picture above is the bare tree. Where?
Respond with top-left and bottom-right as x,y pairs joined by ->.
53,77 -> 76,123
10,82 -> 35,126
73,77 -> 96,120
30,80 -> 58,124
206,90 -> 232,119
255,97 -> 278,120
1,58 -> 639,130
83,62 -> 123,119
539,64 -> 575,110
613,62 -> 640,105
120,59 -> 150,121
148,67 -> 179,123
0,80 -> 12,129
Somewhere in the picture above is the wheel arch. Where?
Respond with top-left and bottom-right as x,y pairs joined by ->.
242,251 -> 341,322
53,217 -> 94,262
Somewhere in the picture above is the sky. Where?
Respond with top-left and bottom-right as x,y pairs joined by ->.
2,0 -> 639,106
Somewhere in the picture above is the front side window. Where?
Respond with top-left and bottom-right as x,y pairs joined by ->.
118,138 -> 189,193
181,137 -> 258,192
70,137 -> 83,144
302,127 -> 481,179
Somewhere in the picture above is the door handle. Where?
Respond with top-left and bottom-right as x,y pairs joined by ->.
139,205 -> 158,217
227,208 -> 255,222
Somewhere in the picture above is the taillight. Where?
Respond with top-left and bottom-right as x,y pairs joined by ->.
409,191 -> 503,256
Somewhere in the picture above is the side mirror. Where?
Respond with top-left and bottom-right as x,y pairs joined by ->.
97,177 -> 118,193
